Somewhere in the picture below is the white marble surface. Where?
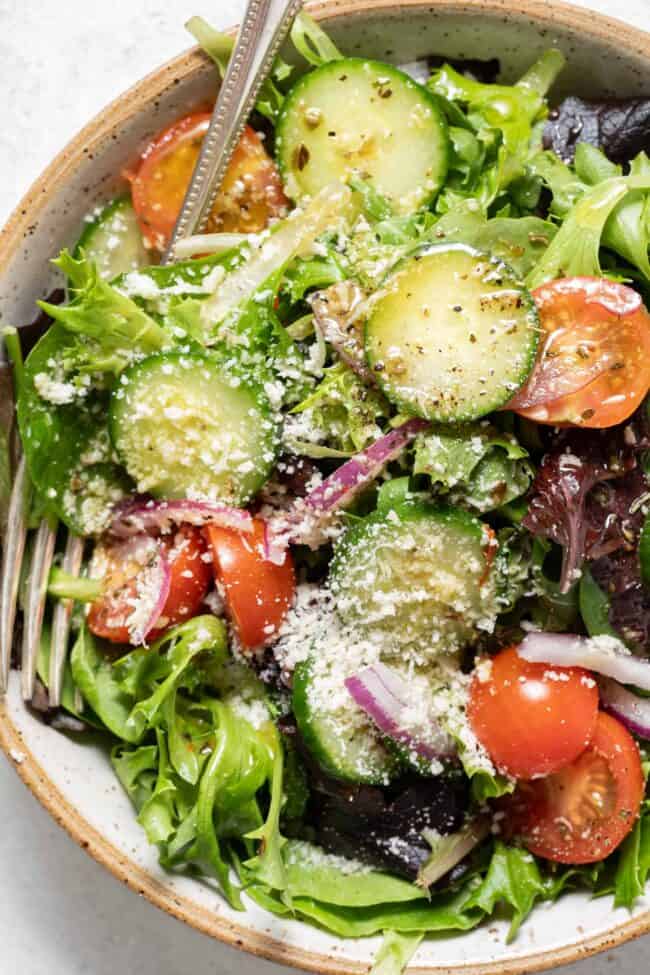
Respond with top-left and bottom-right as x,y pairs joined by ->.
1,1 -> 650,973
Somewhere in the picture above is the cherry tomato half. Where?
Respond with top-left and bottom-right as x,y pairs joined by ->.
508,277 -> 650,428
468,646 -> 599,779
88,526 -> 211,644
506,711 -> 644,863
127,112 -> 289,251
204,519 -> 295,651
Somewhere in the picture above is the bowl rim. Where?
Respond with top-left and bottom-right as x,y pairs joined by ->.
2,1 -> 650,972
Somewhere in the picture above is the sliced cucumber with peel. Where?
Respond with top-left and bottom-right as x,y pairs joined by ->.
74,197 -> 149,280
293,654 -> 397,786
329,500 -> 499,656
365,243 -> 539,422
276,58 -> 448,214
109,352 -> 279,503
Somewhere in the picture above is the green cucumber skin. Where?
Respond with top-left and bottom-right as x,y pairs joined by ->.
329,499 -> 497,657
331,499 -> 483,580
292,657 -> 396,786
109,351 -> 279,504
276,57 -> 449,215
364,243 -> 539,423
74,197 -> 149,280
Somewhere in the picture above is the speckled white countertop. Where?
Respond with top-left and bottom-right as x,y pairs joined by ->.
1,1 -> 650,973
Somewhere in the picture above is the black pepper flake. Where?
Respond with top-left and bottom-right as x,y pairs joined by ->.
379,88 -> 393,99
453,305 -> 462,313
293,144 -> 310,171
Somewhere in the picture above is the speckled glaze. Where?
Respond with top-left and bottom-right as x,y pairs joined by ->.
1,2 -> 650,972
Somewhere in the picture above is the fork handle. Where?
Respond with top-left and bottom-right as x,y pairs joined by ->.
164,0 -> 302,262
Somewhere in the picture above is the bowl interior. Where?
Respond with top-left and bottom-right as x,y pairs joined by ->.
1,3 -> 650,973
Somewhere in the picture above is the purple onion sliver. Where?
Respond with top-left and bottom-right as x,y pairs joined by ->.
141,546 -> 172,642
110,497 -> 253,539
517,632 -> 650,691
345,663 -> 455,761
304,418 -> 430,515
599,677 -> 650,740
262,519 -> 287,567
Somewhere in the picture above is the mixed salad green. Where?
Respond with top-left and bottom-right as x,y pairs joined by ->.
8,12 -> 650,973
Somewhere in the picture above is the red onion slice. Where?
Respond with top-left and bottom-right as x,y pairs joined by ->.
267,418 -> 429,555
599,677 -> 650,739
345,662 -> 456,761
517,632 -> 650,691
122,537 -> 172,645
110,497 -> 253,539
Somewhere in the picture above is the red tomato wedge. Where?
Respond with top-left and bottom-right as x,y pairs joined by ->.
468,646 -> 599,779
506,711 -> 644,864
127,112 -> 289,251
204,519 -> 295,650
88,526 -> 211,644
508,277 -> 650,428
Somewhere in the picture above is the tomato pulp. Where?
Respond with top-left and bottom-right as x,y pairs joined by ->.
128,113 -> 289,250
204,519 -> 295,650
508,277 -> 650,427
507,711 -> 644,863
88,526 -> 211,644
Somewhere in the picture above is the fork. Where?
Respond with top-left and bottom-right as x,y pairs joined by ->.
0,0 -> 302,705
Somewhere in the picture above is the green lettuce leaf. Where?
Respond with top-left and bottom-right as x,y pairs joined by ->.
16,324 -> 131,534
39,251 -> 168,376
289,11 -> 343,67
414,423 -> 531,512
429,50 -> 565,210
465,841 -> 547,941
186,16 -> 293,122
370,932 -> 424,975
71,626 -> 139,741
288,362 -> 389,455
613,804 -> 650,909
527,164 -> 650,288
281,840 -> 427,907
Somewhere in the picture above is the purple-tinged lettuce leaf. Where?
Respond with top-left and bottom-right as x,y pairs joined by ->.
591,549 -> 650,653
543,96 -> 650,165
522,414 -> 649,593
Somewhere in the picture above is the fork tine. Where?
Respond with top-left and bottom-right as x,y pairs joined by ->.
0,456 -> 29,696
49,532 -> 84,707
21,517 -> 57,701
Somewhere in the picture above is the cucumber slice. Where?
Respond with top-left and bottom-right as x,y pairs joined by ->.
109,352 -> 279,503
365,243 -> 539,422
329,500 -> 499,657
75,197 -> 149,280
276,58 -> 448,215
293,654 -> 397,785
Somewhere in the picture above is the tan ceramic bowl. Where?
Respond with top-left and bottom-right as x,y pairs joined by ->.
2,1 -> 650,972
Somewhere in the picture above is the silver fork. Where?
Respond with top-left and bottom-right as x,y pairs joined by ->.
0,0 -> 302,705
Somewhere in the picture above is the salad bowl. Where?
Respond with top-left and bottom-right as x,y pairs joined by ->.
2,1 -> 650,973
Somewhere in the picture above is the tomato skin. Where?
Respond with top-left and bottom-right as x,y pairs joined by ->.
128,113 -> 288,250
508,277 -> 650,428
468,646 -> 599,779
204,519 -> 295,650
507,712 -> 645,864
88,526 -> 211,644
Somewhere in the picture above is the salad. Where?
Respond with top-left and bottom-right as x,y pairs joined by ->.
7,11 -> 650,973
